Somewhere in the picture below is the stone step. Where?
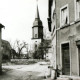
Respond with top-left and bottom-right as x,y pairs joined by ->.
72,78 -> 80,80
57,78 -> 72,80
57,77 -> 80,80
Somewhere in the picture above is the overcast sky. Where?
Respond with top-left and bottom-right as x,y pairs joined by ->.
0,0 -> 48,44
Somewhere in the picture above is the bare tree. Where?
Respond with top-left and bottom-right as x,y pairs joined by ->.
10,40 -> 28,59
16,40 -> 28,58
9,40 -> 17,59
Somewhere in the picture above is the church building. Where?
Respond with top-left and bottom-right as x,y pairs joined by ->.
31,4 -> 43,54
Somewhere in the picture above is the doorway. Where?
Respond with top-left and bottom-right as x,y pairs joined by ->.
61,43 -> 70,75
78,46 -> 80,75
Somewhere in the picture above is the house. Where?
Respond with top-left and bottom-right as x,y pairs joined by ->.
56,0 -> 80,77
48,0 -> 56,79
0,24 -> 4,74
48,0 -> 80,79
1,40 -> 12,61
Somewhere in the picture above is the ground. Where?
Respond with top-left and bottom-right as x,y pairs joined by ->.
0,61 -> 50,80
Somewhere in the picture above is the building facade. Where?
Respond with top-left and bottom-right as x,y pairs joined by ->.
2,40 -> 12,61
56,0 -> 80,77
0,24 -> 4,74
48,0 -> 57,78
48,0 -> 80,79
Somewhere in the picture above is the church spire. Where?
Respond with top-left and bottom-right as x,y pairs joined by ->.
35,0 -> 40,19
33,0 -> 43,27
32,0 -> 43,39
35,5 -> 40,19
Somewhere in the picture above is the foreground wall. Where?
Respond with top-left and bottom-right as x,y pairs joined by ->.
56,0 -> 80,76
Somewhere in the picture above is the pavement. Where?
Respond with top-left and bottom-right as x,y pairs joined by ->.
0,61 -> 51,80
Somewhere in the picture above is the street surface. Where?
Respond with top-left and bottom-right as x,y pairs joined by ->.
0,62 -> 50,80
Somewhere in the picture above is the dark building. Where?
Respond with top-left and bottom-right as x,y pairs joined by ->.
0,24 -> 4,74
1,40 -> 12,61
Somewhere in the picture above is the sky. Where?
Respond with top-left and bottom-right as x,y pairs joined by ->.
0,0 -> 48,44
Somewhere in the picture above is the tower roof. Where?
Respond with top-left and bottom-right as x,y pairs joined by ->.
33,5 -> 43,27
35,5 -> 40,19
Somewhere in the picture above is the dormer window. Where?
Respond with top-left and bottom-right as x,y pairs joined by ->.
60,5 -> 69,27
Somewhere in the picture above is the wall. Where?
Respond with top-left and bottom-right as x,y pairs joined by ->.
31,39 -> 41,52
56,0 -> 75,29
56,0 -> 80,76
0,29 -> 2,74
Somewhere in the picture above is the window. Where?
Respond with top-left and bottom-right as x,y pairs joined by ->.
33,27 -> 38,38
60,5 -> 69,26
76,0 -> 80,20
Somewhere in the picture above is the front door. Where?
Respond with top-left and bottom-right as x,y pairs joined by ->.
62,43 -> 70,75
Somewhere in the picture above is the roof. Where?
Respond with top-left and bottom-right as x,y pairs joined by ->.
35,6 -> 40,19
2,40 -> 12,49
0,23 -> 5,28
33,5 -> 43,27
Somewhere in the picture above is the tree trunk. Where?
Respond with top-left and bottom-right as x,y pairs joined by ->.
18,51 -> 21,59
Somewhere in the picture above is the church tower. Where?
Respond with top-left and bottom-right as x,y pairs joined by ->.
32,3 -> 43,52
32,6 -> 43,39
